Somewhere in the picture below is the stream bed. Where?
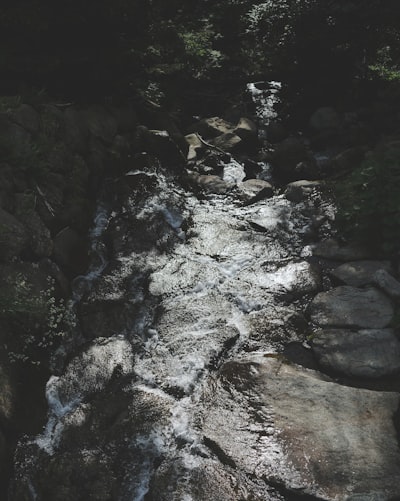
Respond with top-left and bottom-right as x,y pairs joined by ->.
10,85 -> 400,501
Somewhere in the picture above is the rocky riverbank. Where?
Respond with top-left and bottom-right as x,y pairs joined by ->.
1,84 -> 400,499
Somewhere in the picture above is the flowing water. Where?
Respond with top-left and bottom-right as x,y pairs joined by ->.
11,85 -> 336,500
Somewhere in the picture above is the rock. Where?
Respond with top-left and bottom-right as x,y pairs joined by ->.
110,134 -> 131,158
64,108 -> 89,153
39,259 -> 70,298
373,269 -> 400,299
202,356 -> 400,500
8,104 -> 40,134
84,105 -> 118,144
309,286 -> 394,328
141,129 -> 186,167
0,167 -> 15,212
237,179 -> 273,203
222,159 -> 246,185
0,207 -> 29,261
0,113 -> 32,158
330,260 -> 392,287
247,306 -> 308,349
210,132 -> 242,152
262,121 -> 288,143
53,227 -> 88,277
271,137 -> 310,180
50,336 -> 134,404
312,239 -> 371,261
238,261 -> 321,297
39,104 -> 66,141
148,457 -> 277,500
233,117 -> 257,140
294,159 -> 319,179
186,172 -> 232,194
110,105 -> 138,134
312,328 -> 400,378
240,157 -> 262,179
185,133 -> 204,161
188,117 -> 235,139
122,170 -> 158,192
15,194 -> 53,258
284,180 -> 321,203
310,106 -> 341,131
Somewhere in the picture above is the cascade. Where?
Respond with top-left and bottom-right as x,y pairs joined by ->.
10,84 -> 400,501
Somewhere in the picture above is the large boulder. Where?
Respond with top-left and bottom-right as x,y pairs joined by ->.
53,227 -> 89,277
210,132 -> 242,152
0,207 -> 29,261
188,117 -> 235,139
0,113 -> 32,159
312,239 -> 371,261
15,194 -> 53,258
140,128 -> 186,167
237,179 -> 273,203
261,120 -> 288,143
110,105 -> 138,134
64,107 -> 90,153
373,269 -> 400,299
202,356 -> 400,500
84,105 -> 118,144
272,137 -> 308,168
309,286 -> 394,328
312,328 -> 400,378
8,104 -> 40,134
38,104 -> 66,141
184,133 -> 204,161
233,117 -> 257,140
186,172 -> 233,194
330,260 -> 393,287
271,137 -> 313,181
284,180 -> 321,203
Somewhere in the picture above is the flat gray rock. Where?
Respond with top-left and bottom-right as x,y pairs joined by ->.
313,239 -> 371,261
284,180 -> 321,203
309,286 -> 394,328
202,356 -> 400,500
373,269 -> 400,299
330,260 -> 392,287
312,328 -> 400,378
237,179 -> 273,202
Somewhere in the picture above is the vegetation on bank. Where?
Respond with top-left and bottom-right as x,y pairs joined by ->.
0,274 -> 73,366
0,1 -> 399,102
334,141 -> 400,257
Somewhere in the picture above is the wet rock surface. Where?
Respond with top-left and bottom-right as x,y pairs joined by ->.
312,328 -> 400,378
312,239 -> 372,261
8,86 -> 400,500
203,356 -> 400,500
330,260 -> 393,287
309,286 -> 394,328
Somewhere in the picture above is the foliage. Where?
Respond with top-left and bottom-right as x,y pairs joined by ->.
369,46 -> 400,82
0,274 -> 76,366
0,0 -> 399,101
334,142 -> 400,256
